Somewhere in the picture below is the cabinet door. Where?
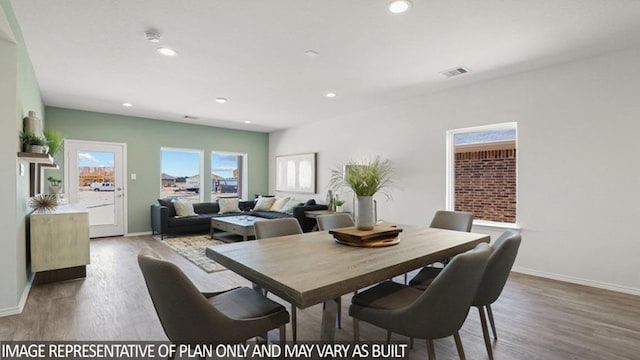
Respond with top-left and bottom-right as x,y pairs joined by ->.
31,211 -> 89,272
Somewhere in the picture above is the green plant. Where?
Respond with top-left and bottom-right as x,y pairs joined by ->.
48,176 -> 62,186
334,199 -> 346,207
329,156 -> 394,198
44,129 -> 64,155
20,131 -> 47,151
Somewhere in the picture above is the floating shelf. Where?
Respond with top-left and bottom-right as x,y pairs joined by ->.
17,152 -> 54,164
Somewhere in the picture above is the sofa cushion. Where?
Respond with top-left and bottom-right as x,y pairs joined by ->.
270,197 -> 291,212
251,211 -> 292,219
158,198 -> 177,218
193,202 -> 220,215
173,200 -> 197,217
254,197 -> 277,211
218,198 -> 241,214
281,199 -> 301,214
167,214 -> 212,227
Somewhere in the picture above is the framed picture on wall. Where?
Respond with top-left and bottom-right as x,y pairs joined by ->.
275,153 -> 317,193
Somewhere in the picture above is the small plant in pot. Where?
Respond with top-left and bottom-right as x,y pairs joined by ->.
44,129 -> 64,156
334,199 -> 346,212
48,176 -> 63,195
20,131 -> 48,154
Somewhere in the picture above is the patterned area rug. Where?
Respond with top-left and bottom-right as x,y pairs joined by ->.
155,235 -> 227,273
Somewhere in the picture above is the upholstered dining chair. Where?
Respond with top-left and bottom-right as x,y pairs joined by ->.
253,218 -> 304,342
403,210 -> 474,284
349,243 -> 491,360
137,247 -> 289,345
316,213 -> 355,231
409,230 -> 522,360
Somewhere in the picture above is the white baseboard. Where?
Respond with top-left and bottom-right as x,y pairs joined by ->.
126,231 -> 153,237
0,274 -> 33,317
512,266 -> 640,296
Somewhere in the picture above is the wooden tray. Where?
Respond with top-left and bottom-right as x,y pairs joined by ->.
335,236 -> 400,247
329,225 -> 403,243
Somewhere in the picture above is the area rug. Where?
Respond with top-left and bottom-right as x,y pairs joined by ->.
155,235 -> 227,273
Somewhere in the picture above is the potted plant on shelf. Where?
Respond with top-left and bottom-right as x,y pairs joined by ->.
329,156 -> 393,230
44,129 -> 64,156
334,199 -> 346,212
48,176 -> 62,195
20,131 -> 48,154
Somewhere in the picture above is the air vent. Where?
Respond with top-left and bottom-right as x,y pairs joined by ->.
441,66 -> 471,78
183,115 -> 199,120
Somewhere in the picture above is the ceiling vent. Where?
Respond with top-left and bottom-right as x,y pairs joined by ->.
441,66 -> 471,78
145,29 -> 162,43
183,115 -> 199,120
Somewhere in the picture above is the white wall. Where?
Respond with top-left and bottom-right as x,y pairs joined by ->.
270,46 -> 640,294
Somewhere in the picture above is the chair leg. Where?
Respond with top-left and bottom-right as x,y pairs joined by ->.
410,337 -> 414,349
386,330 -> 392,344
478,306 -> 494,360
426,339 -> 436,360
487,304 -> 498,340
337,297 -> 342,329
279,324 -> 286,346
453,332 -> 466,360
291,305 -> 297,343
353,318 -> 360,342
404,272 -> 408,284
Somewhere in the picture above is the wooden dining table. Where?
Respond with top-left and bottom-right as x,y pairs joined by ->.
205,225 -> 490,341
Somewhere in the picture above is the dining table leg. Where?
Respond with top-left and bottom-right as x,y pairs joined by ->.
320,298 -> 339,342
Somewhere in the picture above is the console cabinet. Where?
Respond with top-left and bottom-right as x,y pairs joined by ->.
30,204 -> 90,282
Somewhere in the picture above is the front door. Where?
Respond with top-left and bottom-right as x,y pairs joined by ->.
65,140 -> 127,238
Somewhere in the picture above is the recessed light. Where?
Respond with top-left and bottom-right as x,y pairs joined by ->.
215,97 -> 228,104
325,92 -> 336,98
122,103 -> 133,107
157,47 -> 177,56
244,121 -> 252,124
388,0 -> 412,13
304,50 -> 320,57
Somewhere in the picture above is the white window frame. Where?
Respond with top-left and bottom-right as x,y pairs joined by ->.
446,122 -> 519,229
160,147 -> 204,202
210,150 -> 249,200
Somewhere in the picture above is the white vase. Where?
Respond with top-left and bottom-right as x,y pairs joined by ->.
356,196 -> 375,230
335,205 -> 344,212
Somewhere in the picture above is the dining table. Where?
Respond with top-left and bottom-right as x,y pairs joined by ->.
205,225 -> 490,341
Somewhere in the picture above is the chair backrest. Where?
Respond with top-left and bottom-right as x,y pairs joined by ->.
399,243 -> 491,339
254,218 -> 302,239
430,210 -> 474,232
316,213 -> 355,231
473,230 -> 522,306
137,247 -> 229,343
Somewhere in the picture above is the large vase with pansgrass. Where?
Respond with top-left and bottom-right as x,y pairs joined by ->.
329,156 -> 393,230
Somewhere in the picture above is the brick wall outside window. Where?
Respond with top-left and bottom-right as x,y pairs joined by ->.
454,145 -> 516,223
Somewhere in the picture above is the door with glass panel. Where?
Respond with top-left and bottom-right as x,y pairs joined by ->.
65,140 -> 126,238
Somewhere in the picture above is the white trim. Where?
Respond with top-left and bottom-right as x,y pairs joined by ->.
513,267 -> 640,296
126,231 -> 153,237
472,220 -> 521,230
0,275 -> 33,317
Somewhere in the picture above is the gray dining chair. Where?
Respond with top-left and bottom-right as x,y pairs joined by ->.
316,213 -> 355,231
350,243 -> 491,360
410,230 -> 522,360
254,218 -> 304,342
137,247 -> 289,345
403,210 -> 474,284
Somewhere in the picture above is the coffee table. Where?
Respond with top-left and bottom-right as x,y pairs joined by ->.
210,215 -> 257,241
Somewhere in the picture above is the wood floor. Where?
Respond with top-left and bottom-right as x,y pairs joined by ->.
1,235 -> 639,359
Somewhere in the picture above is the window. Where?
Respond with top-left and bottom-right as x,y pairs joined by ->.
160,148 -> 203,202
211,152 -> 247,200
446,123 -> 517,225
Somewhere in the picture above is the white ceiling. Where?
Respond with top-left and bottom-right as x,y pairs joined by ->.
11,0 -> 640,133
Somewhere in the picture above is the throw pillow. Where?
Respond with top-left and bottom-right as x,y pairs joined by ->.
280,198 -> 300,214
254,197 -> 277,211
305,199 -> 316,206
270,196 -> 291,212
158,198 -> 177,217
173,199 -> 197,217
219,198 -> 241,214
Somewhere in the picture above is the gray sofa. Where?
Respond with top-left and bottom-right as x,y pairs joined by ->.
150,198 -> 327,239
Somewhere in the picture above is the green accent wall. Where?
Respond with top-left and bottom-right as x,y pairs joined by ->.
45,107 -> 268,234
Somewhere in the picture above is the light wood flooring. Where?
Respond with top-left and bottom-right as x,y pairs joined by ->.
1,235 -> 639,359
